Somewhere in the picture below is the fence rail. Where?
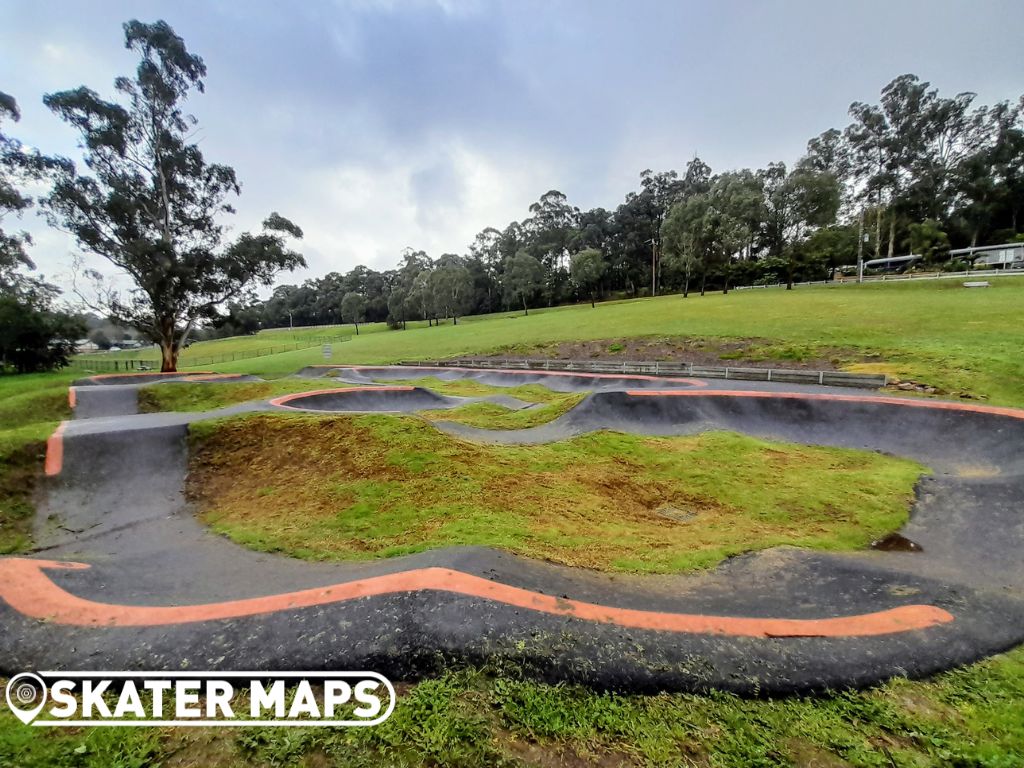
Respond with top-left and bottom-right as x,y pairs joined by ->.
400,358 -> 888,389
736,268 -> 1024,291
68,335 -> 351,373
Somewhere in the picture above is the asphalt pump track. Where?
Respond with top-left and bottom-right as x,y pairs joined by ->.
2,365 -> 1023,694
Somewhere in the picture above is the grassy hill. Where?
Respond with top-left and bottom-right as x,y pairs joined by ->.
164,278 -> 1024,406
3,278 -> 1024,766
74,325 -> 355,366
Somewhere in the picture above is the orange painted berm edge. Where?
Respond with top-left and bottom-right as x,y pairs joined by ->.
0,559 -> 953,637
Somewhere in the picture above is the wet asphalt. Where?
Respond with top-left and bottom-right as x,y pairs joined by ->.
1,366 -> 1021,693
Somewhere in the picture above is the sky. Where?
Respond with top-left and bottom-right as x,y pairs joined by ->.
2,0 -> 1023,295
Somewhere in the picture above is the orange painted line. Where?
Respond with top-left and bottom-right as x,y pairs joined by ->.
323,364 -> 707,388
624,389 -> 1024,420
44,422 -> 67,476
269,386 -> 416,410
67,387 -> 76,410
0,558 -> 953,636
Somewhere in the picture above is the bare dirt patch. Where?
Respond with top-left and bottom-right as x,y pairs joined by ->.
465,337 -> 879,371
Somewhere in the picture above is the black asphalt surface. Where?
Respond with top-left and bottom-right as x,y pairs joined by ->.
1,366 -> 1022,693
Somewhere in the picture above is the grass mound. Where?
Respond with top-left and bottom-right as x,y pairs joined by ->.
0,373 -> 75,553
137,378 -> 354,412
384,376 -> 586,429
138,374 -> 587,429
188,413 -> 924,573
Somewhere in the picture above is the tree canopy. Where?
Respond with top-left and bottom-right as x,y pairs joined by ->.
0,90 -> 84,372
42,20 -> 305,371
8,63 -> 1023,344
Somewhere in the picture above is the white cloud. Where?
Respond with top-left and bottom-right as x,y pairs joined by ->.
289,139 -> 545,281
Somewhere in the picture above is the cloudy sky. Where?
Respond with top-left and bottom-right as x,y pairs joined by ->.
2,0 -> 1023,293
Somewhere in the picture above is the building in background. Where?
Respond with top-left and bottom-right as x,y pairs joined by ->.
949,243 -> 1024,269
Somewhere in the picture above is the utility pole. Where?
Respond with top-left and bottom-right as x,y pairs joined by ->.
652,240 -> 657,296
646,238 -> 658,296
857,209 -> 865,283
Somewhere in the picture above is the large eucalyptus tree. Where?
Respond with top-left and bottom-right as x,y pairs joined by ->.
42,20 -> 305,371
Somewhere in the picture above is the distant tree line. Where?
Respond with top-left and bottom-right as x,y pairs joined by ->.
5,32 -> 1024,370
246,74 -> 1024,332
0,92 -> 83,372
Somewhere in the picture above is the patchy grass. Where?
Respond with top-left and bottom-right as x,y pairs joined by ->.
0,432 -> 47,554
422,399 -> 584,430
379,376 -> 570,401
137,378 -> 363,413
479,335 -> 874,371
187,413 -> 924,573
0,372 -> 75,553
3,645 -> 1023,766
381,376 -> 586,429
137,375 -> 586,429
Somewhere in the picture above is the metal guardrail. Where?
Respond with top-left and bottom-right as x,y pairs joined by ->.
400,358 -> 888,389
68,335 -> 351,372
736,268 -> 1024,290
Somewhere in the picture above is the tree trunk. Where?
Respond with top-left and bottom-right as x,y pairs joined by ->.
590,293 -> 595,309
683,272 -> 690,298
453,315 -> 458,325
159,339 -> 177,373
522,294 -> 529,316
700,272 -> 706,297
354,322 -> 359,336
874,203 -> 882,258
158,316 -> 178,372
887,216 -> 895,259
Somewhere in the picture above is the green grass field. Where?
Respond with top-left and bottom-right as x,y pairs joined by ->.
2,279 -> 1024,765
156,279 -> 1024,406
3,649 -> 1023,767
0,371 -> 75,553
73,325 -> 356,366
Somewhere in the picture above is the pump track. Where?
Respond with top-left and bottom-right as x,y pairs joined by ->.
1,364 -> 1022,694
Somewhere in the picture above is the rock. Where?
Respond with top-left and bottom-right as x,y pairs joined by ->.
871,533 -> 923,552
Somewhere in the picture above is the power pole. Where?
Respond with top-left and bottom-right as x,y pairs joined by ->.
651,239 -> 657,296
857,209 -> 865,283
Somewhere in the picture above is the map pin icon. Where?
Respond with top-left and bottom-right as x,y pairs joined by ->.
5,673 -> 48,725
